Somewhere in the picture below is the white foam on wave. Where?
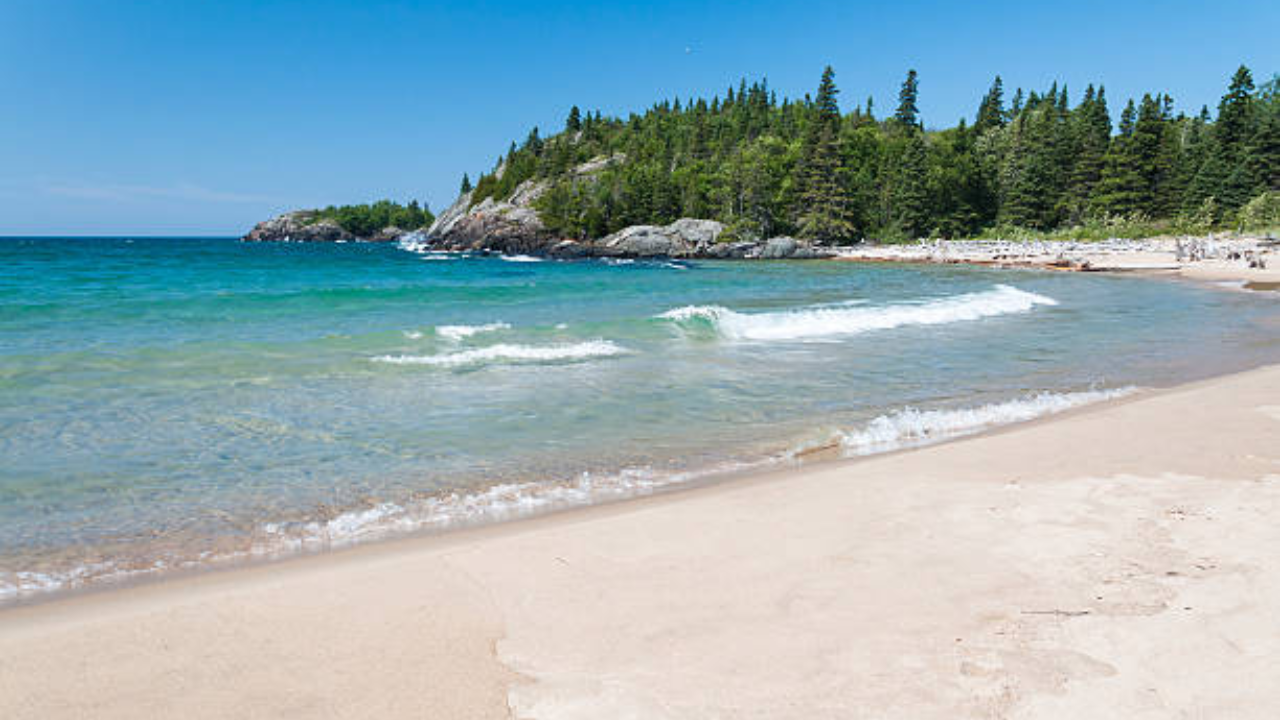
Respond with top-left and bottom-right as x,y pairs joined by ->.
255,459 -> 767,554
501,254 -> 544,263
372,340 -> 626,368
435,322 -> 510,342
396,232 -> 432,254
658,284 -> 1058,341
829,387 -> 1136,457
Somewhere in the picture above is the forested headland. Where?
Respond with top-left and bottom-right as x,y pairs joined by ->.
309,200 -> 434,237
465,66 -> 1279,243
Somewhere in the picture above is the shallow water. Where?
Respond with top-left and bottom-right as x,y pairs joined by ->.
2,237 -> 1277,600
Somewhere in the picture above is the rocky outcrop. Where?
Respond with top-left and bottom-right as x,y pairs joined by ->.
242,212 -> 357,243
425,179 -> 552,255
423,177 -> 833,259
246,152 -> 835,259
241,212 -> 411,243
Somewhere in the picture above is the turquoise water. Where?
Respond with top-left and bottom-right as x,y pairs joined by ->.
2,237 -> 1278,600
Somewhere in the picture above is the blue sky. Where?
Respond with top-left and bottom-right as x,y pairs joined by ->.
2,0 -> 1277,235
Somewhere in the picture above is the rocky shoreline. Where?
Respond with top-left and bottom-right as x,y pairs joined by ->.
240,168 -> 1276,271
241,158 -> 836,260
833,236 -> 1280,289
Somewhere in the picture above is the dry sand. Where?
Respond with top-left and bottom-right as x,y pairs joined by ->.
3,364 -> 1280,719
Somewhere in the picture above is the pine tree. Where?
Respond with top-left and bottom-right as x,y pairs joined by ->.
895,70 -> 921,129
975,76 -> 1005,132
566,106 -> 582,132
796,66 -> 854,242
1249,95 -> 1280,191
1216,66 -> 1255,161
893,133 -> 930,237
1063,85 -> 1111,223
460,173 -> 472,194
1094,99 -> 1145,216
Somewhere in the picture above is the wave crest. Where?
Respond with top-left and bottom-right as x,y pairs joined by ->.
435,322 -> 511,342
832,387 -> 1135,456
658,284 -> 1057,341
373,340 -> 626,368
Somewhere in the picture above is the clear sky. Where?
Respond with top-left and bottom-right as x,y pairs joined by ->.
2,0 -> 1277,236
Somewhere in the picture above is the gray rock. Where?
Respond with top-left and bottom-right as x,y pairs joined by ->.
599,219 -> 724,258
573,153 -> 627,176
760,236 -> 799,259
242,212 -> 358,243
601,225 -> 676,257
367,226 -> 407,243
754,236 -> 835,259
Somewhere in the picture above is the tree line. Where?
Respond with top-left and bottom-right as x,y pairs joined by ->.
309,200 -> 434,237
465,65 -> 1279,242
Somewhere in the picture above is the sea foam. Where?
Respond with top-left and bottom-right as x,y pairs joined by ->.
373,340 -> 626,368
832,387 -> 1136,456
435,322 -> 511,342
658,284 -> 1057,341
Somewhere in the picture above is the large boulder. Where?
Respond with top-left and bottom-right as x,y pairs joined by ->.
748,236 -> 835,259
599,219 -> 725,257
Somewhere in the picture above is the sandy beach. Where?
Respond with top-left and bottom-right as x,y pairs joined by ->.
2,354 -> 1279,718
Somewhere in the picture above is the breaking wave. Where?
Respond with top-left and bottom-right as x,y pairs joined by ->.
434,322 -> 511,342
658,284 -> 1058,341
827,387 -> 1136,456
372,340 -> 626,368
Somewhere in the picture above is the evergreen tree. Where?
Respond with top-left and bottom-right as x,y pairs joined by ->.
796,67 -> 854,242
1249,84 -> 1280,191
1062,85 -> 1110,223
1094,100 -> 1145,216
895,70 -> 921,129
1216,66 -> 1256,161
460,173 -> 472,194
892,133 -> 930,237
566,106 -> 582,132
975,76 -> 1005,132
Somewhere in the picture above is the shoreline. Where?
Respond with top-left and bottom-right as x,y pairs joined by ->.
0,385 -> 1145,611
832,235 -> 1280,289
4,362 -> 1280,717
2,248 -> 1276,608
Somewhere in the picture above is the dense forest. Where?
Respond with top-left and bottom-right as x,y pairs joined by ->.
466,66 -> 1280,243
310,200 -> 434,237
